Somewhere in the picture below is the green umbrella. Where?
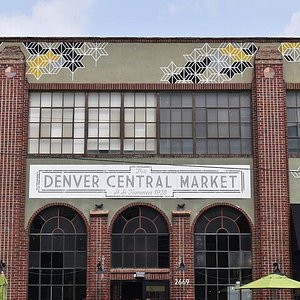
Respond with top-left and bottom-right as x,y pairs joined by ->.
0,273 -> 7,300
239,273 -> 300,289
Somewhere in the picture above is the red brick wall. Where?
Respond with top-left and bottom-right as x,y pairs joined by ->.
87,210 -> 111,300
0,46 -> 28,300
252,45 -> 291,300
171,211 -> 194,300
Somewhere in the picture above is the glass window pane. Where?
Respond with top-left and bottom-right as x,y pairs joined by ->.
125,109 -> 134,122
124,139 -> 134,151
51,124 -> 62,137
207,109 -> 217,122
88,92 -> 98,106
75,93 -> 85,107
99,109 -> 109,122
30,93 -> 41,107
74,123 -> 84,138
135,124 -> 146,137
99,124 -> 109,137
135,139 -> 145,151
29,139 -> 39,153
147,139 -> 156,153
64,109 -> 73,122
160,124 -> 170,137
171,109 -> 181,122
88,124 -> 98,137
40,139 -> 50,153
111,92 -> 121,107
111,123 -> 120,137
147,93 -> 156,107
124,93 -> 135,107
29,124 -> 40,138
135,93 -> 146,107
160,109 -> 170,122
41,92 -> 51,107
147,124 -> 156,137
146,108 -> 156,122
64,93 -> 74,107
73,139 -> 84,154
41,109 -> 51,122
30,108 -> 40,122
74,108 -> 85,122
135,109 -> 145,122
125,124 -> 134,137
111,109 -> 120,122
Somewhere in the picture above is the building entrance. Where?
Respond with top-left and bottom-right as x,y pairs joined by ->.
111,281 -> 169,300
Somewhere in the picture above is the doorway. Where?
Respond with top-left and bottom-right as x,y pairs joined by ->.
111,281 -> 169,300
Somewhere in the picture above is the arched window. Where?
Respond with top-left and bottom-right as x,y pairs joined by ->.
194,206 -> 252,300
111,206 -> 169,268
28,206 -> 87,300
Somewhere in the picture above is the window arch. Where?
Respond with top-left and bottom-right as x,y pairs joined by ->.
194,206 -> 252,300
28,206 -> 87,300
111,206 -> 169,268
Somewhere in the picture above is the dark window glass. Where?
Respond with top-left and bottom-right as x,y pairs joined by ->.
28,206 -> 87,300
287,91 -> 300,154
111,206 -> 169,268
194,206 -> 252,300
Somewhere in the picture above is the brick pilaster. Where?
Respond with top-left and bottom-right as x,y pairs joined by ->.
252,45 -> 291,300
171,211 -> 194,299
0,46 -> 28,300
87,210 -> 110,300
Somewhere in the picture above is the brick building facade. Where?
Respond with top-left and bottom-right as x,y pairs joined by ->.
0,38 -> 299,300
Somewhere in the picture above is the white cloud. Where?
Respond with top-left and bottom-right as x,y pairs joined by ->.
284,10 -> 300,36
0,0 -> 95,36
167,0 -> 218,16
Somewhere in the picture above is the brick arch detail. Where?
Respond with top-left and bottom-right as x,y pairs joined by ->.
191,202 -> 254,234
109,202 -> 172,235
26,202 -> 89,234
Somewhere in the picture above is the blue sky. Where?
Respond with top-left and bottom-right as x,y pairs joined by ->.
0,0 -> 300,37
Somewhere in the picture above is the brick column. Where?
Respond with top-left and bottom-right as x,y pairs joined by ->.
87,210 -> 110,300
252,45 -> 291,300
0,46 -> 28,300
171,211 -> 194,299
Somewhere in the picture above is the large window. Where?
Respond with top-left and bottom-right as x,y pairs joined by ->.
28,206 -> 87,300
111,206 -> 169,268
194,206 -> 252,300
29,91 -> 251,155
287,91 -> 300,154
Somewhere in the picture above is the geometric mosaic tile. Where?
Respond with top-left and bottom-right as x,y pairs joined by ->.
23,42 -> 108,80
279,43 -> 300,62
161,43 -> 258,84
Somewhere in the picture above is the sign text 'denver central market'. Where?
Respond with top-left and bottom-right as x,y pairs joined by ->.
29,165 -> 251,198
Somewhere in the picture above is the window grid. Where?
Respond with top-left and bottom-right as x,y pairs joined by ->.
287,91 -> 300,154
194,206 -> 252,300
28,91 -> 251,155
29,92 -> 85,154
111,206 -> 169,269
28,206 -> 87,300
124,92 -> 157,154
195,92 -> 252,155
87,92 -> 121,154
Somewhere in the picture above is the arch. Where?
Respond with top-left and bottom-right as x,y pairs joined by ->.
27,205 -> 87,300
194,204 -> 252,300
26,202 -> 89,233
111,203 -> 170,269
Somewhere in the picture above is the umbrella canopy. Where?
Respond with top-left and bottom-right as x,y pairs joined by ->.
239,273 -> 300,289
0,273 -> 7,300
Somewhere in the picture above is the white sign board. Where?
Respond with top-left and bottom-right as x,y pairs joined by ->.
29,165 -> 251,199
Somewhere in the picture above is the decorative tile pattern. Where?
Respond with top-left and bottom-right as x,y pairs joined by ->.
279,43 -> 300,62
23,42 -> 108,80
161,43 -> 258,84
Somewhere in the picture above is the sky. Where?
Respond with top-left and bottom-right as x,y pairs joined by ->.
0,0 -> 300,37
